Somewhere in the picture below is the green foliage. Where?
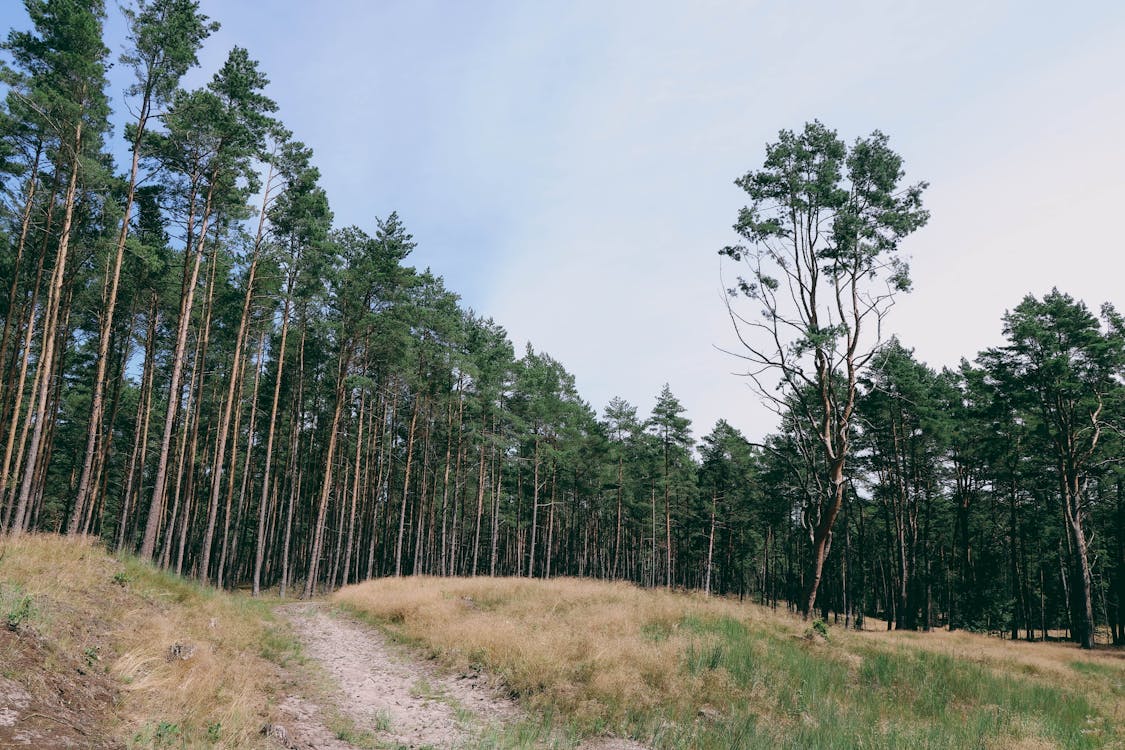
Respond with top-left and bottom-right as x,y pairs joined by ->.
5,591 -> 33,631
804,617 -> 829,640
205,721 -> 221,742
664,615 -> 1113,749
130,720 -> 181,748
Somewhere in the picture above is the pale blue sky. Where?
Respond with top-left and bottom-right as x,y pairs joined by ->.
5,1 -> 1125,440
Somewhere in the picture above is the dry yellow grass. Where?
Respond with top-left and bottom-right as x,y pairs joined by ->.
336,577 -> 805,726
336,576 -> 1125,749
0,533 -> 293,748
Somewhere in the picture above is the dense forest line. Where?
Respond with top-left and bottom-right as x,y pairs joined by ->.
1,0 -> 1124,650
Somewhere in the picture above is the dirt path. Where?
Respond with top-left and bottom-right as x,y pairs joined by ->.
276,602 -> 516,749
275,603 -> 649,750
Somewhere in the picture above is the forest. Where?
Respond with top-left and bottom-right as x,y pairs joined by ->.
1,0 -> 1123,655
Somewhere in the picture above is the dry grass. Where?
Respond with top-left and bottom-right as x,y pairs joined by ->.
336,577 -> 766,725
0,533 -> 296,748
336,576 -> 1125,749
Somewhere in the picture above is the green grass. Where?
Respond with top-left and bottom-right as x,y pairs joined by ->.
653,615 -> 1114,750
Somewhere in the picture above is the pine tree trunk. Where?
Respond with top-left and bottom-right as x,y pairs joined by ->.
1064,479 -> 1096,649
529,438 -> 540,578
279,325 -> 307,597
71,96 -> 152,531
304,349 -> 350,598
253,281 -> 292,594
395,394 -> 421,577
199,165 -> 273,580
705,492 -> 717,596
140,172 -> 216,560
12,122 -> 84,534
118,296 -> 159,550
613,456 -> 623,580
218,329 -> 266,588
0,236 -> 49,528
490,437 -> 501,577
341,392 -> 365,587
472,442 -> 486,576
801,457 -> 847,619
0,139 -> 42,412
663,441 -> 672,588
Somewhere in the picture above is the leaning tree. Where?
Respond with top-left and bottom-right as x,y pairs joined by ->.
720,120 -> 928,618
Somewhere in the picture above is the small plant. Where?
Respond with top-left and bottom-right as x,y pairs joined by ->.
112,570 -> 131,586
372,709 -> 392,732
206,722 -> 222,741
327,714 -> 380,748
804,617 -> 829,641
130,722 -> 181,748
5,593 -> 32,632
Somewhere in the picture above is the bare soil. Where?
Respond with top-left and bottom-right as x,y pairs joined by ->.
0,626 -> 117,748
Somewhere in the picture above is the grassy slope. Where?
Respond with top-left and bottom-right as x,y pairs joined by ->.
336,577 -> 1125,750
2,536 -> 1121,749
0,534 -> 298,748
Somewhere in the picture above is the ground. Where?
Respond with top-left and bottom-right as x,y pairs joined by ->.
278,601 -> 516,748
275,601 -> 648,750
1,537 -> 1121,749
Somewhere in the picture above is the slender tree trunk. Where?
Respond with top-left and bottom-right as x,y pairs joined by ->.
341,392 -> 365,587
85,322 -> 131,534
118,297 -> 159,550
529,437 -> 540,578
279,325 -> 307,597
1064,479 -> 1096,649
304,350 -> 351,598
365,396 -> 388,581
472,442 -> 486,575
0,237 -> 49,528
412,405 -> 432,574
705,492 -> 717,596
395,394 -> 421,577
218,329 -> 266,588
545,466 -> 556,579
0,139 -> 42,412
71,96 -> 153,531
140,171 -> 216,559
613,456 -> 623,580
253,281 -> 292,594
490,435 -> 501,576
664,441 -> 672,588
801,457 -> 847,619
12,124 -> 84,534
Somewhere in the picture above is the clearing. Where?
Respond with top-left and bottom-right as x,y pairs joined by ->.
0,535 -> 1122,749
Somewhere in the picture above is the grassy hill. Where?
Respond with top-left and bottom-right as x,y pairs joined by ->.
336,577 -> 1125,750
1,534 -> 1122,749
0,534 -> 297,748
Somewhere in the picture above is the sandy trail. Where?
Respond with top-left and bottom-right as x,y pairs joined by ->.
275,602 -> 649,750
277,602 -> 516,748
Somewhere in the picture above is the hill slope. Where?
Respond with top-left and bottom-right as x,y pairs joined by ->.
0,534 -> 296,748
336,577 -> 1125,750
2,535 -> 1122,749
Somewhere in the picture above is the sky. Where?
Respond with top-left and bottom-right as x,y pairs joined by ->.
5,0 -> 1125,443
